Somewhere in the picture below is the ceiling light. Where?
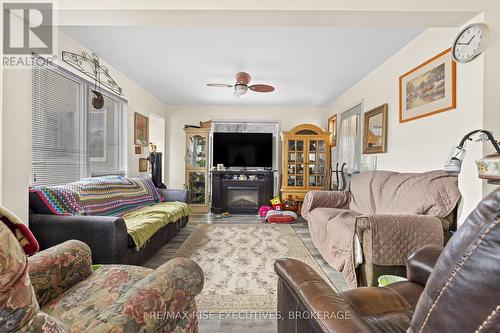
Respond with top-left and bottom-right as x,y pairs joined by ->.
234,84 -> 247,97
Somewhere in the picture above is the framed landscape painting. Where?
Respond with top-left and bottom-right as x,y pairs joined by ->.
399,48 -> 456,123
134,112 -> 149,147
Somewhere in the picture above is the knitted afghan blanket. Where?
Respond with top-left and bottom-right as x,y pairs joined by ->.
30,176 -> 164,216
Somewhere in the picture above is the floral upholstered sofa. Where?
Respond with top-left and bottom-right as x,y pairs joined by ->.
0,211 -> 204,333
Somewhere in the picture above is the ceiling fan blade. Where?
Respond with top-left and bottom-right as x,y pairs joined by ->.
207,83 -> 234,88
249,84 -> 275,93
236,72 -> 251,85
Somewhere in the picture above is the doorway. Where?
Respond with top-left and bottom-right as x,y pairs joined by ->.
149,113 -> 166,181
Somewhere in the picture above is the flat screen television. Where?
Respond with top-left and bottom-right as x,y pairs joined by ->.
213,132 -> 273,168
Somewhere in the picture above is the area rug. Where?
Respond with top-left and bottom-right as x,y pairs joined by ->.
176,223 -> 333,312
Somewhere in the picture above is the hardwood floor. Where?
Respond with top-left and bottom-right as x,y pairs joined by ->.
143,213 -> 348,333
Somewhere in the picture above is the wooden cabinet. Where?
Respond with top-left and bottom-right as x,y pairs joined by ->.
184,127 -> 211,212
281,124 -> 330,203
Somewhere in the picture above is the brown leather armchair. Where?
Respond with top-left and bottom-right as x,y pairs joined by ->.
275,188 -> 500,333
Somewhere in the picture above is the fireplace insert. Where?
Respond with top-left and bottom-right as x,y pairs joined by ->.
227,187 -> 259,212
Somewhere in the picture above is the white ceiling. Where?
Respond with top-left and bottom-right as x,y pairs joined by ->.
62,26 -> 423,107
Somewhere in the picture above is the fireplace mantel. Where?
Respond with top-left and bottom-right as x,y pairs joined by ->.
211,170 -> 275,214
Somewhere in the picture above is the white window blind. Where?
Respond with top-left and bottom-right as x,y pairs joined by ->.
32,63 -> 127,186
32,65 -> 87,186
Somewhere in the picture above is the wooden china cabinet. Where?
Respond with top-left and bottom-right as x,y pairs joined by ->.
280,124 -> 330,208
184,127 -> 211,213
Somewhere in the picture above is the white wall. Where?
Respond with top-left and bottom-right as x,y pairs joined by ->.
2,67 -> 32,223
165,105 -> 326,189
1,28 -> 170,223
324,17 -> 485,225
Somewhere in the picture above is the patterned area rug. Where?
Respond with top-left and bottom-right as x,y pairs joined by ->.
176,223 -> 333,312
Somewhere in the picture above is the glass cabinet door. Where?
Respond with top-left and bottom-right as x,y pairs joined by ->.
307,139 -> 327,187
187,134 -> 207,168
184,128 -> 211,211
188,171 -> 206,204
287,139 -> 305,187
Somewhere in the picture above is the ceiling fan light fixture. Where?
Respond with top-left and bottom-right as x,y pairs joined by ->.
206,72 -> 274,97
234,84 -> 247,96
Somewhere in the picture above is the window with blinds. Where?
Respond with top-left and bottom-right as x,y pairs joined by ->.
32,64 -> 127,186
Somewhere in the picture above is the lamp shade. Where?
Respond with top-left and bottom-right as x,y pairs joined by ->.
476,154 -> 500,184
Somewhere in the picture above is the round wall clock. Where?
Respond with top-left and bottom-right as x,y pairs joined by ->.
452,23 -> 489,63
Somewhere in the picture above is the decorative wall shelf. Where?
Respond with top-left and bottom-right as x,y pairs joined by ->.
62,51 -> 123,96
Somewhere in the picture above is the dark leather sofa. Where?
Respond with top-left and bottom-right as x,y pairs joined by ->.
29,188 -> 189,265
275,188 -> 500,333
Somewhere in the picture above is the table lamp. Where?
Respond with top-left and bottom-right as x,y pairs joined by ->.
444,129 -> 500,184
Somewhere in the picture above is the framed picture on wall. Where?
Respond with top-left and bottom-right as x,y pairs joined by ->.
327,114 -> 337,147
399,48 -> 456,123
139,158 -> 148,172
363,103 -> 387,154
134,112 -> 149,147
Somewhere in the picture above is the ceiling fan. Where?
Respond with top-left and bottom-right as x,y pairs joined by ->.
207,72 -> 275,97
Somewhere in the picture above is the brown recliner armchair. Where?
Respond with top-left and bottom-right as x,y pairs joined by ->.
275,188 -> 499,333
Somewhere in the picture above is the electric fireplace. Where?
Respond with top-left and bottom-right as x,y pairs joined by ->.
211,170 -> 274,214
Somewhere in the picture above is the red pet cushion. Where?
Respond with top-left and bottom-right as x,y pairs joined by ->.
267,214 -> 296,224
1,209 -> 39,255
